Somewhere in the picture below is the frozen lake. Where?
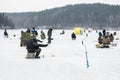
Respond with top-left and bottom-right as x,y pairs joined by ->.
0,29 -> 120,80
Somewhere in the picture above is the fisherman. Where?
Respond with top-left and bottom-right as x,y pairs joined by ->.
40,30 -> 46,40
4,28 -> 8,38
71,32 -> 76,40
47,28 -> 53,43
102,35 -> 110,48
31,27 -> 38,36
26,37 -> 48,58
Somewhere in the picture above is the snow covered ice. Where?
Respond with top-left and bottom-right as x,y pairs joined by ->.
0,29 -> 120,80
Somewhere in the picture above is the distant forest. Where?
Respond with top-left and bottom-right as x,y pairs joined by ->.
0,13 -> 14,29
3,3 -> 120,29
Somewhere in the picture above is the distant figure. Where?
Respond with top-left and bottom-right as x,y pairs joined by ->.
98,32 -> 102,37
40,30 -> 46,40
109,33 -> 114,42
71,32 -> 76,40
106,32 -> 109,37
20,30 -> 33,47
84,30 -> 86,33
4,28 -> 8,38
47,28 -> 53,43
86,33 -> 88,37
26,37 -> 48,58
113,32 -> 116,35
98,32 -> 103,44
26,28 -> 31,33
98,35 -> 103,44
60,30 -> 65,35
102,29 -> 106,37
20,31 -> 26,46
102,36 -> 110,48
31,27 -> 38,36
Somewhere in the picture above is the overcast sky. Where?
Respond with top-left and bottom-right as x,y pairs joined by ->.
0,0 -> 120,12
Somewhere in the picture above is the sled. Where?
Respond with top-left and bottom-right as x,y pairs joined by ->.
96,44 -> 109,48
96,44 -> 103,48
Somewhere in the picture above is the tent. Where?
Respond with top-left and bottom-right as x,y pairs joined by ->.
74,27 -> 83,35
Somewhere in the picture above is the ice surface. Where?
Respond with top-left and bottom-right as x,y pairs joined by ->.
0,29 -> 120,80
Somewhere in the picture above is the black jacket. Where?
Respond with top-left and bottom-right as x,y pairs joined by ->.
26,39 -> 40,50
47,28 -> 53,37
26,38 -> 48,52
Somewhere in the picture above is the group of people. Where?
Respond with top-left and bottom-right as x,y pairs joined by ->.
20,27 -> 37,47
97,29 -> 114,48
3,27 -> 117,58
20,27 -> 53,59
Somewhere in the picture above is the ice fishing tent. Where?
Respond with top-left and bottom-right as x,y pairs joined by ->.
74,27 -> 83,35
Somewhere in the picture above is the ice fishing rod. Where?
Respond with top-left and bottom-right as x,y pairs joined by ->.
82,37 -> 89,68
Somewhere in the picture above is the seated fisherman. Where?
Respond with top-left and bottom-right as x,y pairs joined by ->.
26,36 -> 48,58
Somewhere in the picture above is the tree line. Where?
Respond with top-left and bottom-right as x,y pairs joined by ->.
0,13 -> 14,29
5,3 -> 120,29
